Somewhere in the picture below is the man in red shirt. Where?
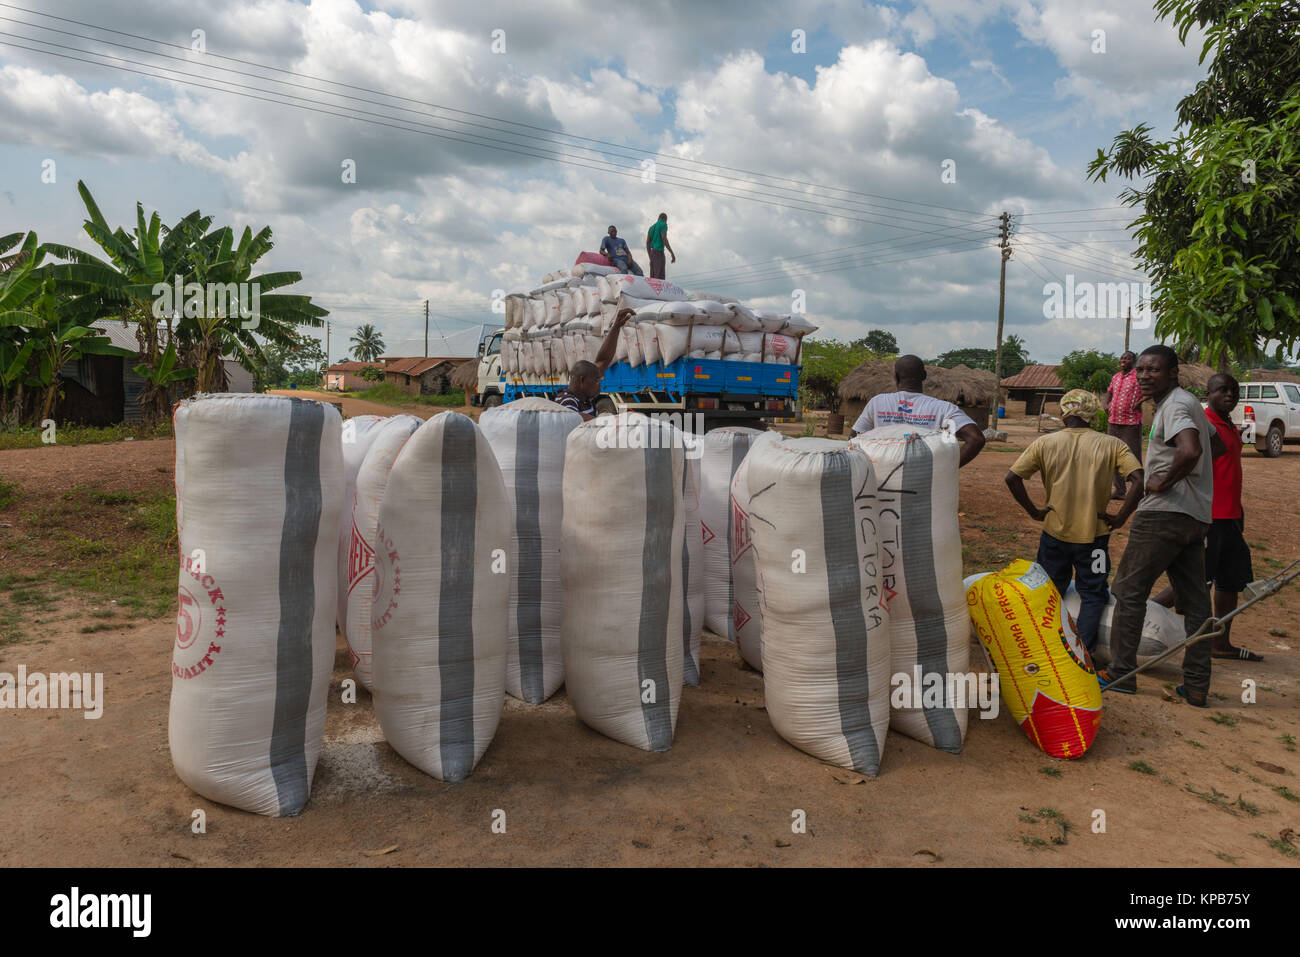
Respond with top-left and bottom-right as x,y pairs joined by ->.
1105,351 -> 1143,499
1201,373 -> 1262,661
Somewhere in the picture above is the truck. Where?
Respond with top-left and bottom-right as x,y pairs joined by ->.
1230,380 -> 1300,457
467,324 -> 802,432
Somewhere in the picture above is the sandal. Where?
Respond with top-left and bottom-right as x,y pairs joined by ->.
1211,646 -> 1264,662
1176,684 -> 1209,709
1096,669 -> 1136,695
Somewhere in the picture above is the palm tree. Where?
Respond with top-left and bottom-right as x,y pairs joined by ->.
350,324 -> 385,362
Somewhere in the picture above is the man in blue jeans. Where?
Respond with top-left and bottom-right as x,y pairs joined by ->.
599,226 -> 642,275
1097,345 -> 1223,706
1004,389 -> 1144,653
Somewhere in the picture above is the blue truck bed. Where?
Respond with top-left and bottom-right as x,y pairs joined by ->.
503,357 -> 799,403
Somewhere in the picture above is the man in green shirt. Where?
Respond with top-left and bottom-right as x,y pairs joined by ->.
646,212 -> 675,279
1004,389 -> 1144,654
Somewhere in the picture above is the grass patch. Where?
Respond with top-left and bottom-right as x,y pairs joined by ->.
1039,766 -> 1063,778
0,479 -> 20,509
1273,786 -> 1299,803
1020,836 -> 1049,849
1235,796 -> 1261,816
1186,739 -> 1206,749
1129,760 -> 1158,775
1214,851 -> 1239,864
0,421 -> 172,450
78,623 -> 115,634
1209,712 -> 1238,727
349,383 -> 465,408
1281,733 -> 1297,752
1037,807 -> 1072,845
1252,833 -> 1298,858
1185,785 -> 1235,814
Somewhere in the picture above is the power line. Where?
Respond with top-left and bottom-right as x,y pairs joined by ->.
0,2 -> 995,221
1017,237 -> 1139,274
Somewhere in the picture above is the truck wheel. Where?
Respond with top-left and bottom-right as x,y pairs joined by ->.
482,393 -> 503,410
1261,423 -> 1284,457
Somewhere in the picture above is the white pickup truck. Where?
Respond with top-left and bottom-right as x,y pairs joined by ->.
1230,380 -> 1300,457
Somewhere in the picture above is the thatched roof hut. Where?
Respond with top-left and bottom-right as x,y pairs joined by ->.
837,360 -> 999,429
838,360 -> 998,406
1246,367 -> 1300,384
1177,363 -> 1217,391
450,358 -> 479,392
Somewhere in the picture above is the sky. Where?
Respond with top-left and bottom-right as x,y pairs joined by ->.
0,0 -> 1211,363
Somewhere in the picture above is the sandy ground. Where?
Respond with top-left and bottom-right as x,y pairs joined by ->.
1,411 -> 1298,867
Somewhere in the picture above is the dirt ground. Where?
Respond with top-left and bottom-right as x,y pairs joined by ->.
1,411 -> 1298,867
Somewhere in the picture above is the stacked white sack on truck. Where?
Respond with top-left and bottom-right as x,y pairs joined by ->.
336,415 -> 385,640
728,431 -> 781,671
561,412 -> 684,751
345,413 -> 422,690
479,398 -> 583,703
701,427 -> 761,658
170,394 -> 343,816
371,412 -> 512,782
850,425 -> 969,754
735,435 -> 890,775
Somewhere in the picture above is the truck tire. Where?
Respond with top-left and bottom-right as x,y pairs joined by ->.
1260,423 -> 1284,458
482,393 -> 503,410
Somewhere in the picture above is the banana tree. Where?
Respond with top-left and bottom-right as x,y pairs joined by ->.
179,223 -> 327,393
133,338 -> 195,403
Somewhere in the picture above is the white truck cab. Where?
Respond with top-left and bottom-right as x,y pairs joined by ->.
1231,380 -> 1300,457
468,328 -> 505,409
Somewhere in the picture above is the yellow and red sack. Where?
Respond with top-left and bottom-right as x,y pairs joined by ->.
967,561 -> 1102,759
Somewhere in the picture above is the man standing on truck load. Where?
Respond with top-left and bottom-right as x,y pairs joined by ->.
1003,389 -> 1144,654
1105,350 -> 1144,499
553,308 -> 633,420
646,213 -> 675,280
1096,344 -> 1223,707
600,226 -> 642,275
849,354 -> 987,467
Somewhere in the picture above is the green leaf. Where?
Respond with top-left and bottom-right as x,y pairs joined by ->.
1257,297 -> 1275,331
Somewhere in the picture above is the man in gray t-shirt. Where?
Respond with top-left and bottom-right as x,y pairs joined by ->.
1096,345 -> 1221,707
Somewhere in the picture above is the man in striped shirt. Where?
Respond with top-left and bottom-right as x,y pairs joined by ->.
554,308 -> 632,420
1106,351 -> 1144,499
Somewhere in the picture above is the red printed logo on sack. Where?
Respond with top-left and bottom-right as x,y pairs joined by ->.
733,601 -> 751,632
371,521 -> 402,630
770,336 -> 789,356
347,519 -> 375,595
173,555 -> 225,680
730,498 -> 752,561
700,521 -> 715,546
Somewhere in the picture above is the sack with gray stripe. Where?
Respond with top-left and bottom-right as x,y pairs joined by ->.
479,398 -> 583,704
345,414 -> 423,691
736,435 -> 891,776
851,426 -> 969,753
728,431 -> 782,670
371,412 -> 513,781
700,427 -> 760,645
562,413 -> 684,751
336,415 -> 386,642
681,443 -> 704,685
170,394 -> 343,816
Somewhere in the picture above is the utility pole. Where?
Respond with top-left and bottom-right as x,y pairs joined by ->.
325,321 -> 331,367
990,211 -> 1011,431
1124,307 -> 1132,354
424,300 -> 430,358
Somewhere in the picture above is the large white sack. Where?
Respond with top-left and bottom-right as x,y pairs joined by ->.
561,413 -> 685,751
739,435 -> 890,775
764,333 -> 799,362
728,431 -> 782,670
623,325 -> 644,367
1061,585 -> 1186,661
170,394 -> 343,816
574,262 -> 620,277
337,415 -> 386,639
851,426 -> 968,753
782,315 -> 818,335
479,398 -> 582,703
680,440 -> 704,685
599,274 -> 687,303
700,427 -> 761,642
637,322 -> 663,365
656,324 -> 729,364
749,309 -> 792,334
371,412 -> 512,781
345,414 -> 423,691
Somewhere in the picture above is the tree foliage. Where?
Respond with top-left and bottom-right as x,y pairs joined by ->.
799,339 -> 881,414
350,323 -> 385,362
851,329 -> 898,355
932,334 -> 1030,377
1087,0 -> 1300,367
1058,349 -> 1119,394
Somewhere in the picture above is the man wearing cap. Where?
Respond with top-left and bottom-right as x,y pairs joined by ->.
1004,389 -> 1144,654
1105,351 -> 1144,499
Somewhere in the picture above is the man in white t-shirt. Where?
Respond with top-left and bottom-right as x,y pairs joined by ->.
849,355 -> 987,467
